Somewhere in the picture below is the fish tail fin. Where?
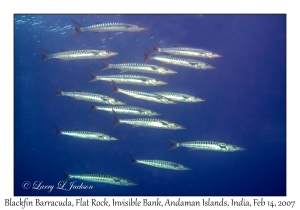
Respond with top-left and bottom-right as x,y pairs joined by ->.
150,42 -> 160,54
86,69 -> 98,83
52,86 -> 63,96
166,138 -> 179,151
128,153 -> 138,166
59,169 -> 70,182
70,19 -> 83,38
112,109 -> 121,129
53,124 -> 62,138
143,46 -> 151,63
99,60 -> 111,72
111,80 -> 120,94
88,103 -> 96,114
37,48 -> 50,65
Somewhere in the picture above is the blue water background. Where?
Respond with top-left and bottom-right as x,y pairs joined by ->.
14,14 -> 286,196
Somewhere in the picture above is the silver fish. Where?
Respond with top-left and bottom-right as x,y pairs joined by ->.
99,60 -> 177,75
144,47 -> 215,70
112,110 -> 185,130
71,19 -> 147,38
111,81 -> 176,104
152,92 -> 205,102
167,139 -> 245,152
128,154 -> 191,170
60,169 -> 137,186
53,125 -> 118,141
38,48 -> 118,65
87,69 -> 167,86
88,103 -> 160,116
151,42 -> 222,58
52,86 -> 125,105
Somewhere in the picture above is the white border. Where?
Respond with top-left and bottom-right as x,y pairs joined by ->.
3,0 -> 299,209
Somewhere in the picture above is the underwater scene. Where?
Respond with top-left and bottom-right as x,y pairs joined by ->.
14,14 -> 286,196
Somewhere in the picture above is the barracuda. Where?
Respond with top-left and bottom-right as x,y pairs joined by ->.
99,60 -> 177,75
52,86 -> 125,105
60,169 -> 137,186
128,154 -> 191,170
71,19 -> 147,38
112,110 -> 185,130
167,139 -> 245,152
52,125 -> 118,141
144,47 -> 215,70
111,81 -> 176,104
151,42 -> 222,58
152,92 -> 205,102
86,69 -> 167,86
88,103 -> 160,116
37,48 -> 118,65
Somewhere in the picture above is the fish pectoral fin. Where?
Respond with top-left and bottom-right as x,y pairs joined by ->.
113,179 -> 120,182
151,66 -> 158,70
189,62 -> 198,66
160,121 -> 168,126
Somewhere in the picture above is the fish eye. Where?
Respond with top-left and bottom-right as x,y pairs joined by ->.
233,145 -> 237,148
205,63 -> 208,66
106,50 -> 110,53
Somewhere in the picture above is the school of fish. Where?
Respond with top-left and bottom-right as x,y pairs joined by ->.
38,19 -> 245,187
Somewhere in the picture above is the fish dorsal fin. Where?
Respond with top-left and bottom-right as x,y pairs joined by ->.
94,22 -> 102,24
61,49 -> 69,52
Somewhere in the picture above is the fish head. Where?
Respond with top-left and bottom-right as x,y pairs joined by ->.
225,144 -> 245,152
130,24 -> 148,31
157,67 -> 177,74
147,79 -> 167,86
99,50 -> 118,58
141,109 -> 161,116
106,136 -> 118,141
186,96 -> 205,102
108,98 -> 125,105
173,164 -> 191,170
205,52 -> 222,58
167,123 -> 186,130
118,179 -> 138,186
197,62 -> 216,70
